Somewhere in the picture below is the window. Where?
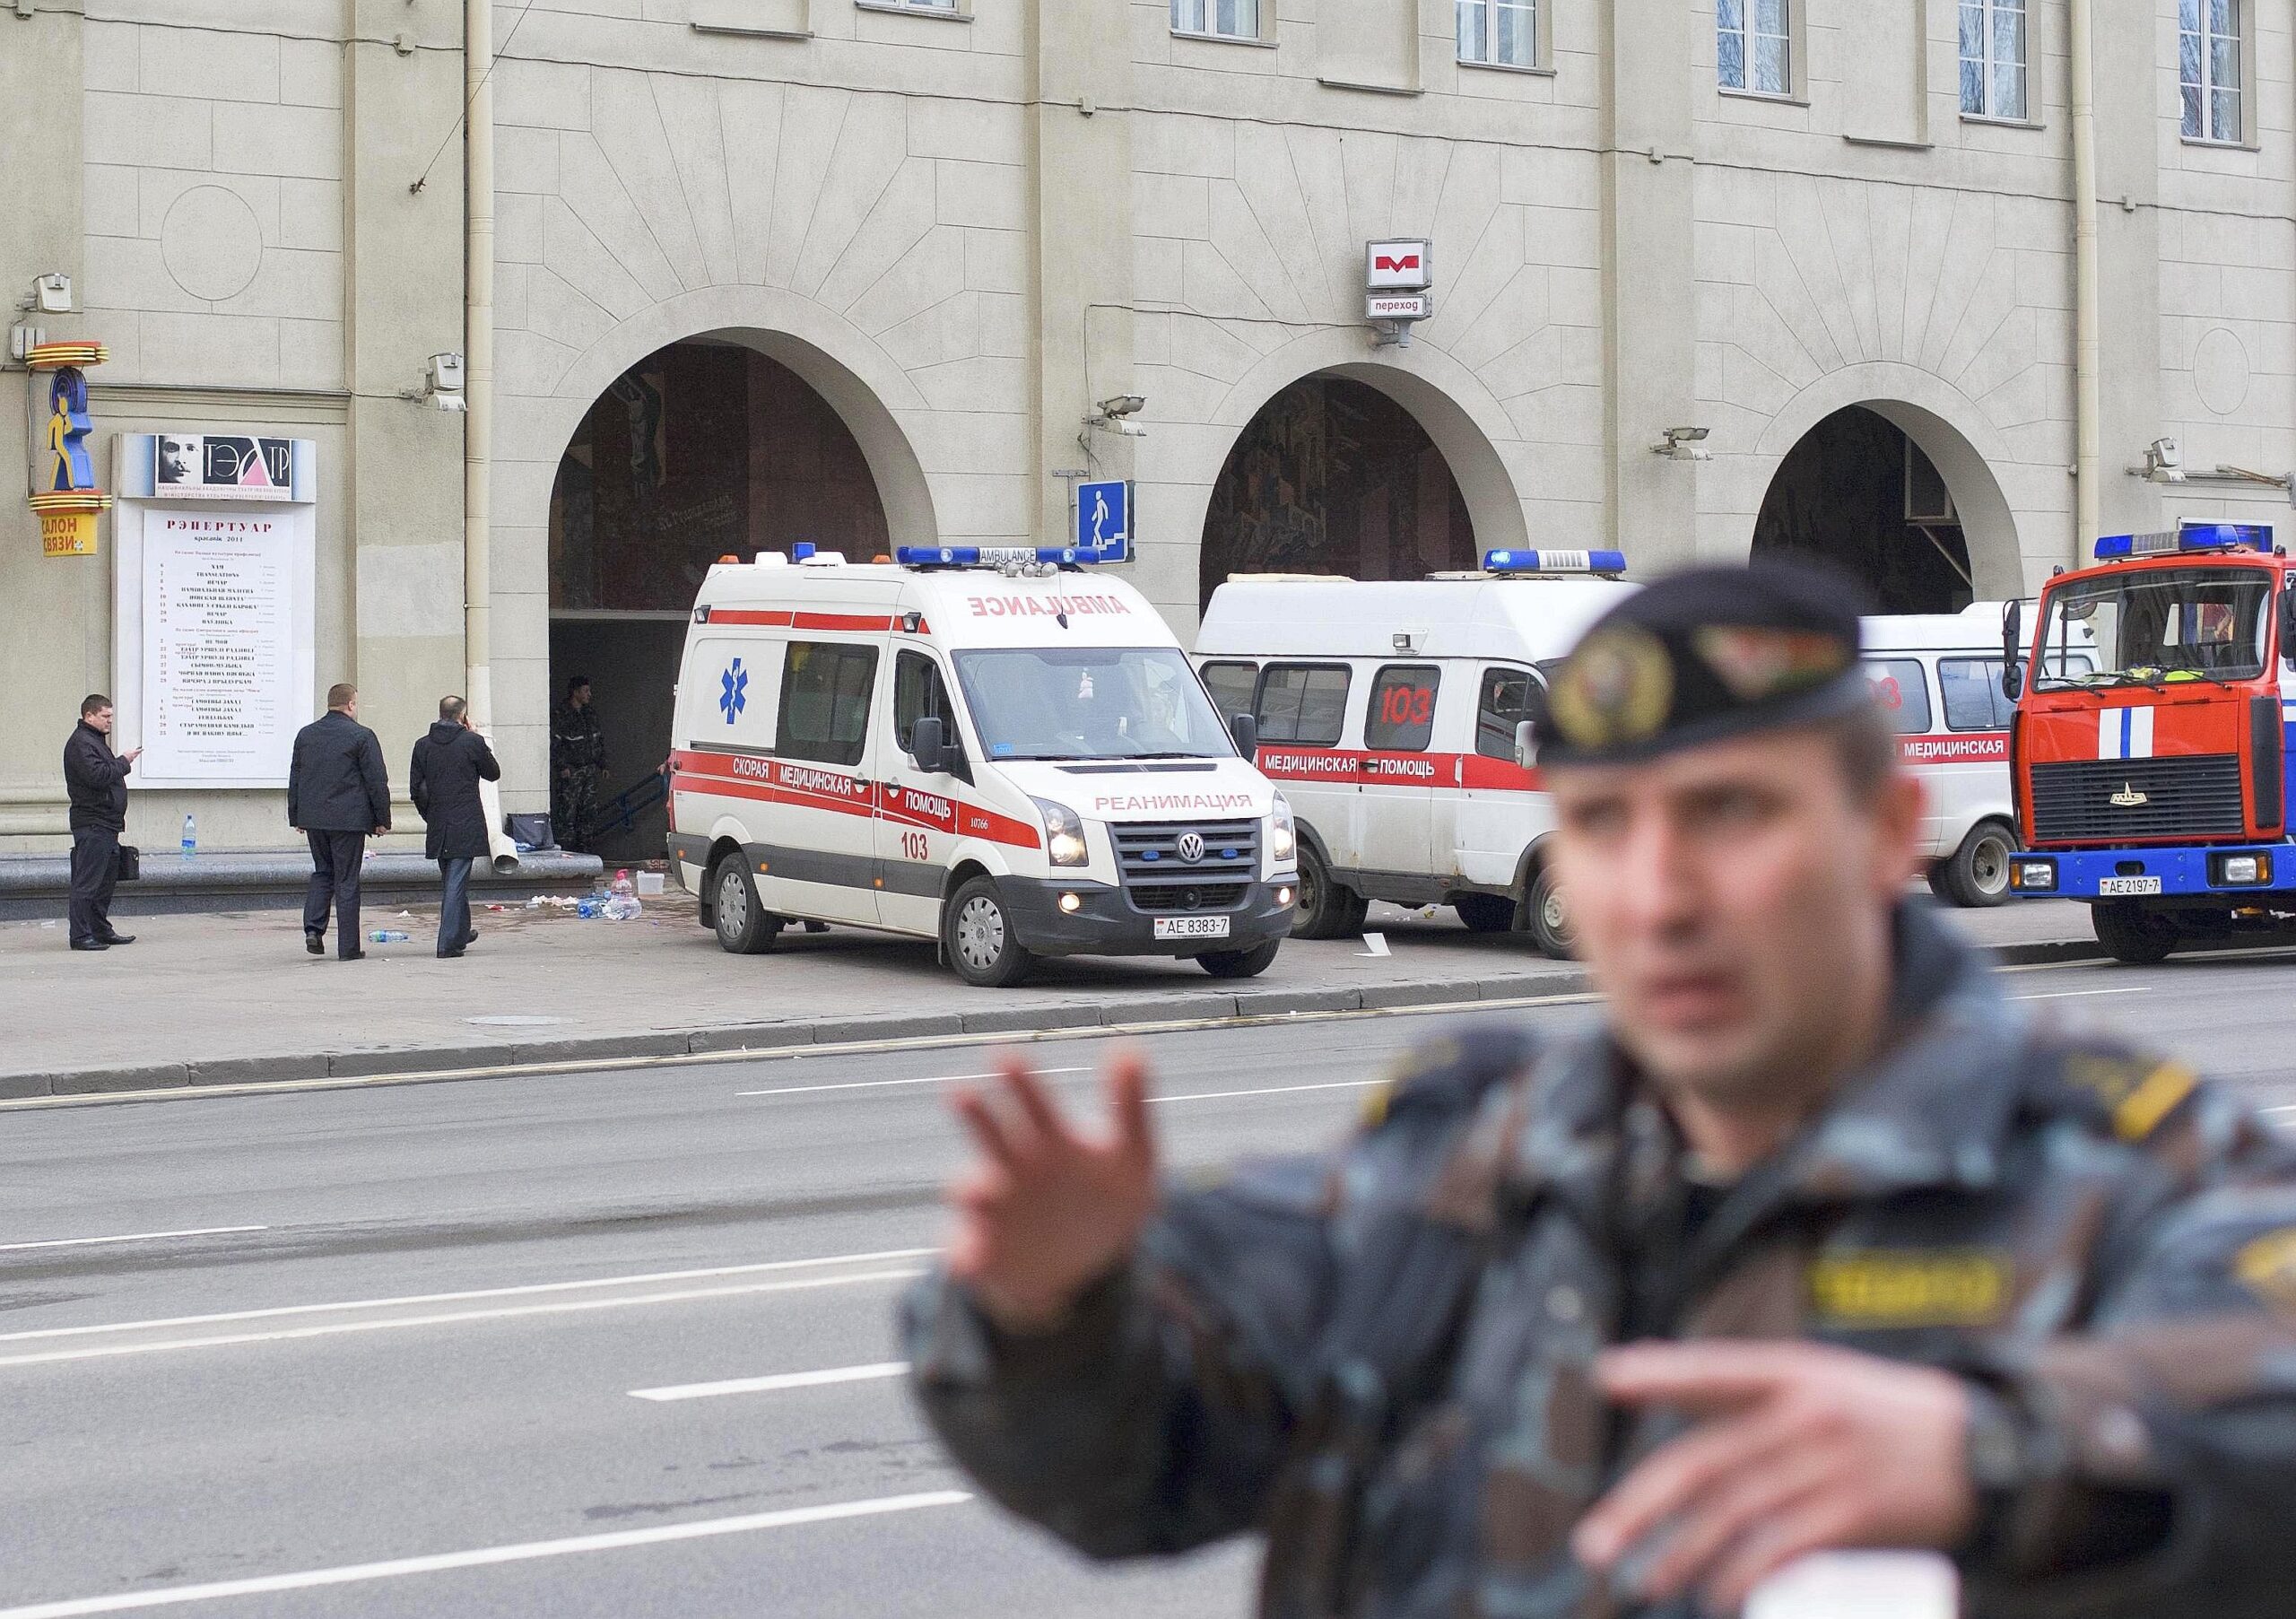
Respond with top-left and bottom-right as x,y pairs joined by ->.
2182,0 -> 2242,143
1960,0 -> 2028,120
1938,657 -> 2013,733
1457,0 -> 1535,68
1366,665 -> 1440,753
778,641 -> 878,767
1718,0 -> 1789,97
1865,658 -> 1933,736
1200,661 -> 1260,726
1475,666 -> 1546,761
1255,664 -> 1351,746
892,649 -> 956,753
1170,0 -> 1257,40
952,648 -> 1235,761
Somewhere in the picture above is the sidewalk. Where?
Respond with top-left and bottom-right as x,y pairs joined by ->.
0,890 -> 2102,1098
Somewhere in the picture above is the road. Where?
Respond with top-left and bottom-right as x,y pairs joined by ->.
4,948 -> 2295,1617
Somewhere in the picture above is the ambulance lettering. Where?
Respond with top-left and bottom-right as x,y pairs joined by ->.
967,594 -> 1135,619
1090,791 -> 1257,815
1900,734 -> 2008,763
1365,756 -> 1439,779
777,762 -> 869,802
889,786 -> 957,830
730,755 -> 774,780
1262,752 -> 1358,779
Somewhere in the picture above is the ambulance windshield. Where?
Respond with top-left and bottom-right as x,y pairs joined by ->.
2034,566 -> 2272,690
952,647 -> 1235,762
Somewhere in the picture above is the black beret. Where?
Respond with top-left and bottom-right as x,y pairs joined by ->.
1537,559 -> 1879,766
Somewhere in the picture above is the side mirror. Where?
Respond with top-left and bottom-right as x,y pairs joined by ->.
1514,718 -> 1539,770
909,716 -> 948,774
1229,710 -> 1258,758
2000,660 -> 2026,702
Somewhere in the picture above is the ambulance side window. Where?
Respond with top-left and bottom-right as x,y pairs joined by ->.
1864,658 -> 1932,735
1476,666 -> 1546,761
1256,663 -> 1351,746
1938,657 -> 2013,732
1200,661 -> 1259,726
778,640 -> 878,768
1366,665 -> 1440,752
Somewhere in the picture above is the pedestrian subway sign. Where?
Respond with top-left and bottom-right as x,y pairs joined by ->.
1075,479 -> 1132,562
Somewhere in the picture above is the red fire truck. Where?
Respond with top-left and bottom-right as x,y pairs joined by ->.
2005,522 -> 2290,962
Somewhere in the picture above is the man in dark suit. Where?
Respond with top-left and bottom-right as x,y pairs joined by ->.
63,693 -> 140,952
409,694 -> 501,960
288,683 -> 391,960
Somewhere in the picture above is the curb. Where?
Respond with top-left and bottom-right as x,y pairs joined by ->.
0,936 -> 2109,1101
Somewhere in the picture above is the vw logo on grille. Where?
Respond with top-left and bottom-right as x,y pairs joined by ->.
1175,832 -> 1206,865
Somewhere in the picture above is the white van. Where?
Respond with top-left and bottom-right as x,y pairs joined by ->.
1194,550 -> 1637,957
667,545 -> 1296,987
1862,603 -> 2026,907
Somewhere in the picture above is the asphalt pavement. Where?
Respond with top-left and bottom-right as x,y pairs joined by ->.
4,951 -> 2294,1616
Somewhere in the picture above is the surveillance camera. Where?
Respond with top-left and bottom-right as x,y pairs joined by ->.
429,352 -> 465,394
1670,426 -> 1710,444
1096,395 -> 1146,419
2151,437 -> 2182,470
32,273 -> 72,315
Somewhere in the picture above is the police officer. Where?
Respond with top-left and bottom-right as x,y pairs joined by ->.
551,675 -> 607,853
904,561 -> 2296,1616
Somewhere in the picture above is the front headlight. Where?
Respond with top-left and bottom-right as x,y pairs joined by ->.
1033,797 -> 1090,868
1269,793 -> 1296,865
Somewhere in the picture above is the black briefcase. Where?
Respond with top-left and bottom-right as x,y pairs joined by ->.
116,844 -> 141,882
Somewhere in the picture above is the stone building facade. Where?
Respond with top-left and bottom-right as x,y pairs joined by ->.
4,0 -> 2293,852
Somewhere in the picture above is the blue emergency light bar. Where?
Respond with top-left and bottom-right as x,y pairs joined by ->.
895,544 -> 1119,569
1483,548 -> 1629,578
2093,523 -> 2274,561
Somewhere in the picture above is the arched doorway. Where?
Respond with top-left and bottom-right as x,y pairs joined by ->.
548,338 -> 891,858
1197,374 -> 1478,609
1751,403 -> 2012,614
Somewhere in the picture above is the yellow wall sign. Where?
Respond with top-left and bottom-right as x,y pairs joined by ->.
26,340 -> 110,559
40,509 -> 98,557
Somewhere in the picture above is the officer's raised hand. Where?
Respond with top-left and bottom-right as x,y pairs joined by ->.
944,1051 -> 1159,1332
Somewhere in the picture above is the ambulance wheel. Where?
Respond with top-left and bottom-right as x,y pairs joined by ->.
2092,901 -> 2179,965
1524,866 -> 1574,961
945,876 -> 1036,988
1292,845 -> 1368,940
1936,820 -> 2017,909
1197,940 -> 1281,979
710,857 -> 782,955
1454,893 -> 1516,934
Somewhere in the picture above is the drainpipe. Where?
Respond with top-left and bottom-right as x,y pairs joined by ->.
2070,0 -> 2100,560
466,0 -> 515,870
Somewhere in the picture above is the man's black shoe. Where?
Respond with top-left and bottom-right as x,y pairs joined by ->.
439,948 -> 465,960
306,934 -> 325,956
100,934 -> 135,945
339,950 -> 366,962
69,939 -> 109,952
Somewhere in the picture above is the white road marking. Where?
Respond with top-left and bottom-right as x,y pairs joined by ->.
0,1225 -> 267,1254
1153,1078 -> 1382,1104
2009,987 -> 2151,1001
0,1491 -> 974,1618
631,1360 -> 910,1402
738,1066 -> 1090,1099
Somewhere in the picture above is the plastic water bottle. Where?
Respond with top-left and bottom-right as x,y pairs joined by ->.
180,814 -> 196,858
604,868 -> 643,921
575,895 -> 600,919
368,928 -> 410,944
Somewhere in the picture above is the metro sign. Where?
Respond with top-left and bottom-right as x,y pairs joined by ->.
1366,238 -> 1433,291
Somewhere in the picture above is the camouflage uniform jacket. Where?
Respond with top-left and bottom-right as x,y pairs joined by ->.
904,907 -> 2296,1617
550,701 -> 606,777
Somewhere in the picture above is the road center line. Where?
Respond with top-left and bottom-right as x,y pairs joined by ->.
631,1360 -> 911,1402
738,1066 -> 1088,1099
0,1225 -> 267,1254
0,1247 -> 936,1346
2009,987 -> 2151,1001
1152,1078 -> 1382,1104
0,1490 -> 974,1619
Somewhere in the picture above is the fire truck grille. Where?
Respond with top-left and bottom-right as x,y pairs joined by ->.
1113,820 -> 1258,913
2029,754 -> 2247,842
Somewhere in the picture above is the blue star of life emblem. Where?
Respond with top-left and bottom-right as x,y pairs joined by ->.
719,658 -> 748,725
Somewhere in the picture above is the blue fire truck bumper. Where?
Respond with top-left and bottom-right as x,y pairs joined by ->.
2009,844 -> 2289,902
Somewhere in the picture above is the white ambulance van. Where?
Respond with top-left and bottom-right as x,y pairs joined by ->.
1862,602 -> 2042,908
1194,550 -> 1637,958
666,544 -> 1296,987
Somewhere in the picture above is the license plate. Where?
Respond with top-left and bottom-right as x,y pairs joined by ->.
1154,915 -> 1231,940
2098,876 -> 2161,896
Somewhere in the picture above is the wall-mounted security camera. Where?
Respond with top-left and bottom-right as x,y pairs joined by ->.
2131,436 -> 2185,483
404,351 -> 468,410
1085,394 -> 1148,439
21,273 -> 72,315
1096,395 -> 1146,419
1652,425 -> 1712,462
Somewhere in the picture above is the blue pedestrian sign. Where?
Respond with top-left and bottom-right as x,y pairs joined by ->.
1075,479 -> 1132,561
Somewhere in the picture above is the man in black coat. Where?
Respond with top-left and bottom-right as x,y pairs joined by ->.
409,694 -> 501,960
288,683 -> 391,960
63,693 -> 141,952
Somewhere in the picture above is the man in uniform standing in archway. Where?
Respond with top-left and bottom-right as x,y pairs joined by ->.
905,561 -> 2296,1615
551,674 -> 607,853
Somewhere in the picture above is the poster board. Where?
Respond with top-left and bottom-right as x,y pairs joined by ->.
112,435 -> 317,789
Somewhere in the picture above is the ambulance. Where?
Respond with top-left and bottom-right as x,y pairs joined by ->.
1194,550 -> 1637,957
665,544 -> 1296,987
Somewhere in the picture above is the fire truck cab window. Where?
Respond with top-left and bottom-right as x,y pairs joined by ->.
2037,566 -> 2272,689
1865,658 -> 1932,735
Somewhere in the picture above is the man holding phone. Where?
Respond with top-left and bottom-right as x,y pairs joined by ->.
63,693 -> 139,952
409,694 -> 500,959
905,563 -> 2296,1615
